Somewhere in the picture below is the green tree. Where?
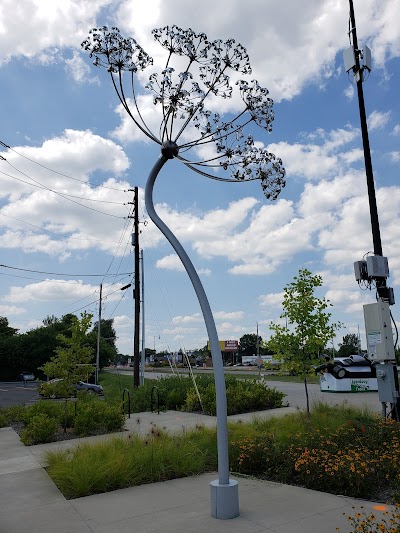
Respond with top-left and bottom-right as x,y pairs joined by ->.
337,333 -> 360,357
87,318 -> 118,368
239,334 -> 262,356
269,268 -> 341,414
40,313 -> 95,397
0,316 -> 18,337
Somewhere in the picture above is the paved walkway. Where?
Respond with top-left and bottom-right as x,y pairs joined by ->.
0,407 -> 394,532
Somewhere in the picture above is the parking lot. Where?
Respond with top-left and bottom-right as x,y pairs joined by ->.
0,381 -> 40,407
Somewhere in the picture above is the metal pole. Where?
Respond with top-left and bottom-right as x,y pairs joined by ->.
349,1 -> 399,420
145,152 -> 238,518
95,283 -> 102,385
349,0 -> 383,257
133,187 -> 141,387
140,249 -> 145,385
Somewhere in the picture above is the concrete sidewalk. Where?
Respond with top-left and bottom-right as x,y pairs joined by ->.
0,410 -> 393,533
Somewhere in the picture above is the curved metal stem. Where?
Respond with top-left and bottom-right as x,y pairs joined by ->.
145,154 -> 230,485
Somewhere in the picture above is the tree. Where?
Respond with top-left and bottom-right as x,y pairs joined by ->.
239,333 -> 262,357
0,316 -> 18,337
337,333 -> 360,357
269,269 -> 341,414
87,318 -> 118,369
40,313 -> 95,397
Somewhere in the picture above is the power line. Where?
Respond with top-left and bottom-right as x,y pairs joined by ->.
0,272 -> 106,285
0,140 -> 128,192
0,167 -> 126,205
0,263 -> 133,277
1,162 -> 126,219
0,212 -> 125,244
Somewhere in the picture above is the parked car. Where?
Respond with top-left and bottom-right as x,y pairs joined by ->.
17,372 -> 35,381
38,378 -> 103,398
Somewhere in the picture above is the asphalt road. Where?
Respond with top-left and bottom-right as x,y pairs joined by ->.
262,379 -> 381,413
0,381 -> 40,408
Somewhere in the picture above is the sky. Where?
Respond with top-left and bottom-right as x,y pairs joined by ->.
0,0 -> 399,357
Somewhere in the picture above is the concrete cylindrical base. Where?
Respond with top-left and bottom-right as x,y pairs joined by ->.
210,479 -> 239,519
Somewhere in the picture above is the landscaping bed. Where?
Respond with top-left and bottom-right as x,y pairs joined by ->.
0,374 -> 285,445
0,395 -> 125,445
100,373 -> 286,415
43,403 -> 400,506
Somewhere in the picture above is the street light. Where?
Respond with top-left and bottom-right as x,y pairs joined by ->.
82,25 -> 285,519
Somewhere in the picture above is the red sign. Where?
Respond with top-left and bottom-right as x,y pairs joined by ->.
224,340 -> 238,352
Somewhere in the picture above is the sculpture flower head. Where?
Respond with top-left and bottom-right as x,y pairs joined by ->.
82,25 -> 285,200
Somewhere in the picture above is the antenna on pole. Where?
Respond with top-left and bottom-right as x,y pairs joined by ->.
346,0 -> 398,421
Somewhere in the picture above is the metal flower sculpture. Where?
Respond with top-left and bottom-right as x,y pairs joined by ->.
82,25 -> 285,519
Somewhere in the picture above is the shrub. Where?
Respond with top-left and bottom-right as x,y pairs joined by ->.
100,373 -> 284,415
74,400 -> 125,437
21,414 -> 59,445
186,378 -> 285,416
0,405 -> 26,426
0,413 -> 8,427
184,389 -> 202,413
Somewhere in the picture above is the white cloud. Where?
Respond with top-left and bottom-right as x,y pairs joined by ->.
198,268 -> 211,276
367,110 -> 391,131
111,95 -> 162,144
343,85 -> 355,100
65,51 -> 99,84
116,0 -> 400,102
259,292 -> 284,308
389,151 -> 400,162
392,124 -> 400,135
214,311 -> 244,321
156,254 -> 184,272
268,126 -> 358,181
0,304 -> 25,316
172,313 -> 202,324
1,0 -> 399,105
113,315 -> 132,329
0,130 -> 134,258
0,0 -> 112,65
2,279 -> 123,304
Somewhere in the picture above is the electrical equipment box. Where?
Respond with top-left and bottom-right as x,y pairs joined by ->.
375,364 -> 399,403
363,302 -> 395,361
354,260 -> 368,281
363,45 -> 372,71
343,46 -> 356,72
377,286 -> 395,306
366,255 -> 389,278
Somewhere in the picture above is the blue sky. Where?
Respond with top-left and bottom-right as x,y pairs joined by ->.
0,0 -> 399,356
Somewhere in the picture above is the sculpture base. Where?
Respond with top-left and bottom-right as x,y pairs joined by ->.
210,479 -> 239,519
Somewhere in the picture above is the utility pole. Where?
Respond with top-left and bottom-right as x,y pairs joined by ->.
140,249 -> 145,385
128,187 -> 141,387
346,0 -> 398,420
348,0 -> 383,261
95,283 -> 102,385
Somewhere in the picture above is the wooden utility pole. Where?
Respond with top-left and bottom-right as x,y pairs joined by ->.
95,283 -> 102,384
133,187 -> 140,387
128,187 -> 141,387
